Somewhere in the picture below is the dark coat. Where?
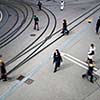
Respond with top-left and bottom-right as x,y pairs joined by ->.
63,21 -> 67,30
0,61 -> 6,74
53,52 -> 62,67
96,18 -> 100,26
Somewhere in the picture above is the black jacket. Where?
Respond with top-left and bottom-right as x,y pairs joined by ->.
96,18 -> 100,26
0,61 -> 6,74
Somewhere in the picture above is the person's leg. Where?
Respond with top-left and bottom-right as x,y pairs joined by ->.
34,23 -> 36,30
37,23 -> 39,30
54,64 -> 57,73
90,74 -> 94,83
0,74 -> 7,81
96,25 -> 99,34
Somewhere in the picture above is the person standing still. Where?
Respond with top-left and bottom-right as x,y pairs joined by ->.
0,59 -> 7,81
53,49 -> 63,73
38,1 -> 42,10
33,15 -> 39,31
96,16 -> 100,34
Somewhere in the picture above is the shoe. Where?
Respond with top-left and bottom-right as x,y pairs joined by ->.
53,70 -> 56,73
3,79 -> 7,81
90,80 -> 94,83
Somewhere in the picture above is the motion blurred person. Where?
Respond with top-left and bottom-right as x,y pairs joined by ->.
96,16 -> 100,34
0,59 -> 7,81
53,49 -> 63,73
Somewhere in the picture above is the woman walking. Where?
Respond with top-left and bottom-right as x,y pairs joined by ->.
53,49 -> 63,73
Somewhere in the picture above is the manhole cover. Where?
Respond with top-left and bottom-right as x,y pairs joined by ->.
30,34 -> 36,37
24,78 -> 34,85
81,8 -> 86,10
17,75 -> 25,81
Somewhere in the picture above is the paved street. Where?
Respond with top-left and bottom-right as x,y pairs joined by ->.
0,0 -> 100,100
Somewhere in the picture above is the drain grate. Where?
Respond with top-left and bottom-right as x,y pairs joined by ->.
17,75 -> 25,81
24,78 -> 34,85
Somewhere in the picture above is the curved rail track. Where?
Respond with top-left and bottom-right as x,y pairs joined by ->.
0,1 -> 33,48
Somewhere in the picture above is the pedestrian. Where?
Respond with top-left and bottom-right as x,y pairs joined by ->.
86,43 -> 96,63
33,15 -> 39,31
88,61 -> 95,83
37,1 -> 42,10
61,19 -> 69,35
82,60 -> 95,83
0,59 -> 7,81
96,16 -> 100,34
53,49 -> 63,73
60,0 -> 64,11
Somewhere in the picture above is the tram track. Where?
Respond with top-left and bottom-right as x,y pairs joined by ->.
0,4 -> 20,39
0,5 -> 9,29
0,1 -> 33,48
6,2 -> 100,75
5,2 -> 56,66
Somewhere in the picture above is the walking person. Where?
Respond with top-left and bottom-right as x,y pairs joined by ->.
96,16 -> 100,34
61,19 -> 69,35
86,43 -> 96,63
0,59 -> 7,81
60,0 -> 64,11
88,61 -> 95,83
37,1 -> 42,10
33,15 -> 39,31
82,60 -> 95,83
53,49 -> 63,73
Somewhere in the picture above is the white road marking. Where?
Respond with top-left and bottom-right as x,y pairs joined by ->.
61,52 -> 100,76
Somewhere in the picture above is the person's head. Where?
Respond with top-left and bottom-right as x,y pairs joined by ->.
91,43 -> 94,48
56,49 -> 60,55
63,19 -> 66,23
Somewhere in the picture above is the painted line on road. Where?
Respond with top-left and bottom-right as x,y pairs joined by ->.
61,52 -> 100,76
61,52 -> 98,71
